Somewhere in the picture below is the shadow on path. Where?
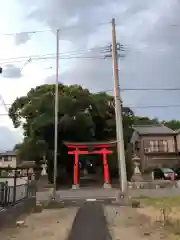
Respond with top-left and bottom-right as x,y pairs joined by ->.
67,202 -> 112,240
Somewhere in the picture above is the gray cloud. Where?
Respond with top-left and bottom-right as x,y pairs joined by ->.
14,32 -> 32,45
20,0 -> 180,120
2,64 -> 22,78
0,127 -> 22,151
20,0 -> 121,46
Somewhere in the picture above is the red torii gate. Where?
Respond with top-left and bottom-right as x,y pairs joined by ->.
64,141 -> 116,189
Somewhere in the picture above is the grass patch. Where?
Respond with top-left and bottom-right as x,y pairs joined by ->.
135,196 -> 180,236
135,196 -> 180,208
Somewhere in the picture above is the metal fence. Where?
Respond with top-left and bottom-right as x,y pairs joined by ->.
0,182 -> 36,207
0,167 -> 36,207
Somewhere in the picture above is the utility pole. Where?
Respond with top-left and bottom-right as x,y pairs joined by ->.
111,18 -> 127,194
52,29 -> 60,200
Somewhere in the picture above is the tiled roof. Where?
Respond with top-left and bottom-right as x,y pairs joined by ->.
0,151 -> 16,156
133,124 -> 174,135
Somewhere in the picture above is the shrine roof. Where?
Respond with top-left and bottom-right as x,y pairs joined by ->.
63,140 -> 116,148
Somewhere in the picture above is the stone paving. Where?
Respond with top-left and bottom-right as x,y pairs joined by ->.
67,203 -> 112,240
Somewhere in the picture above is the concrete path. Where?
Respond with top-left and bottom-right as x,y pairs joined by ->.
67,203 -> 112,240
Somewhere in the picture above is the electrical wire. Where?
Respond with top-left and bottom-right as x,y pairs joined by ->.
1,45 -> 179,65
0,55 -> 108,65
121,88 -> 180,91
0,45 -> 110,62
126,105 -> 180,109
104,88 -> 180,92
0,45 -> 115,65
0,43 -> 127,66
1,104 -> 180,116
0,95 -> 9,112
0,21 -> 110,37
2,42 -> 176,66
2,88 -> 180,111
1,20 -> 179,37
0,21 -> 180,115
2,86 -> 180,109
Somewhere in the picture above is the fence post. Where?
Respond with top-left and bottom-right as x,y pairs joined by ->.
27,168 -> 29,198
13,170 -> 17,203
0,183 -> 2,205
4,181 -> 8,206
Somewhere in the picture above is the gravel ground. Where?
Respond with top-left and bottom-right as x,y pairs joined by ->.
1,207 -> 78,240
104,206 -> 167,240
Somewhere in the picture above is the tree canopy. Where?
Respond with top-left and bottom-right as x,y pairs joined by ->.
9,83 -> 136,155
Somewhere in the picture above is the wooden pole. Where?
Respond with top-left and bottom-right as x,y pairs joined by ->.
111,18 -> 127,193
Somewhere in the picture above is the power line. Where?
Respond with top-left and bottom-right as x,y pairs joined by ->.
0,44 -> 128,64
0,21 -> 110,37
169,24 -> 180,27
1,104 -> 180,116
2,90 -> 180,109
127,105 -> 180,109
121,88 -> 180,91
121,46 -> 179,52
0,29 -> 51,37
0,55 -> 114,65
0,45 -> 116,65
0,45 -> 109,62
104,87 -> 180,92
3,42 -> 178,66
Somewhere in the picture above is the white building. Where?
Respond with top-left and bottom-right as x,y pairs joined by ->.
0,151 -> 17,168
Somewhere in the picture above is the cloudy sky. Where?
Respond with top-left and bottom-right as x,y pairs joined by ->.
0,0 -> 180,149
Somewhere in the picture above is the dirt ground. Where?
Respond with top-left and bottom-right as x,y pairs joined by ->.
1,207 -> 78,240
105,206 -> 172,240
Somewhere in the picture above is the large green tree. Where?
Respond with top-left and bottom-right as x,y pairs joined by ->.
133,116 -> 159,125
10,83 -> 180,184
163,120 -> 180,130
9,83 -> 135,183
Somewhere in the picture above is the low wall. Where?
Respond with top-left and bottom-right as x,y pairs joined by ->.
128,180 -> 178,189
0,196 -> 36,229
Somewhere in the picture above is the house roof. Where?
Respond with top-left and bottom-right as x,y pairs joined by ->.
133,124 -> 174,135
0,151 -> 16,156
18,161 -> 36,167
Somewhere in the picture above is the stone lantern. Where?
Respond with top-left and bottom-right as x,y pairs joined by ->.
131,154 -> 143,181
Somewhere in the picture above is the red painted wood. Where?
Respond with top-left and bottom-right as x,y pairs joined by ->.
68,149 -> 113,155
102,152 -> 110,184
67,145 -> 114,185
73,153 -> 79,185
65,143 -> 115,149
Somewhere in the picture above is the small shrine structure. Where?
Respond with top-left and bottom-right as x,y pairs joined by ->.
64,141 -> 116,189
